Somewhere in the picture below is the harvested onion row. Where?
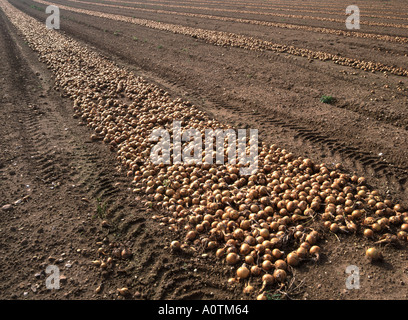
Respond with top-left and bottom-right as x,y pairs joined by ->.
2,0 -> 407,298
59,0 -> 408,44
61,0 -> 408,29
36,0 -> 408,77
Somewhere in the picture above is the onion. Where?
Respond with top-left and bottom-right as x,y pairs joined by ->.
117,287 -> 130,296
286,252 -> 300,266
371,223 -> 382,232
240,219 -> 251,230
243,284 -> 255,294
240,243 -> 251,255
186,230 -> 197,241
257,293 -> 267,300
330,223 -> 339,233
259,273 -> 274,293
274,259 -> 287,270
309,245 -> 320,258
296,246 -> 308,258
363,217 -> 375,225
251,265 -> 261,276
259,228 -> 270,239
121,248 -> 132,259
305,233 -> 317,245
397,231 -> 407,241
216,248 -> 225,258
394,204 -> 403,212
262,260 -> 273,271
244,235 -> 257,246
92,260 -> 101,266
233,228 -> 245,240
237,266 -> 250,279
262,273 -> 275,285
272,249 -> 283,259
207,241 -> 217,250
363,228 -> 374,238
226,252 -> 240,265
244,254 -> 254,264
351,210 -> 362,220
170,240 -> 181,251
255,244 -> 265,253
366,247 -> 382,261
273,269 -> 287,282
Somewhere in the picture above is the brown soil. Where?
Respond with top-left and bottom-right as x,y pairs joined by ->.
1,0 -> 408,300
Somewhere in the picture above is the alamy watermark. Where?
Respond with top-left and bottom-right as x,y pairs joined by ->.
45,5 -> 60,30
45,265 -> 60,289
345,265 -> 360,289
346,5 -> 360,30
149,121 -> 258,175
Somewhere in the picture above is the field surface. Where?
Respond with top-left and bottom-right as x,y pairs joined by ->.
1,0 -> 408,300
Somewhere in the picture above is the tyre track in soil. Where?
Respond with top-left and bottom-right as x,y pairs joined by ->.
0,6 -> 128,298
0,5 -> 239,300
14,0 -> 408,208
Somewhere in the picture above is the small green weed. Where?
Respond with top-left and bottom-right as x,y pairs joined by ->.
94,197 -> 107,219
320,95 -> 335,104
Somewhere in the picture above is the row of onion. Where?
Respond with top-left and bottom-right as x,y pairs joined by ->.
2,0 -> 407,298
